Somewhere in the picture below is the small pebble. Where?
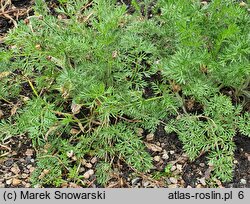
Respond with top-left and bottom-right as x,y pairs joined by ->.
137,128 -> 144,136
196,184 -> 202,188
25,183 -> 31,188
201,1 -> 208,6
176,164 -> 182,172
162,153 -> 169,160
153,156 -> 161,162
85,163 -> 93,168
12,178 -> 21,186
90,157 -> 97,164
79,167 -> 85,173
168,184 -> 178,188
81,159 -> 87,165
198,177 -> 206,186
199,163 -> 205,167
240,179 -> 247,185
27,165 -> 32,169
171,165 -> 177,172
169,177 -> 178,184
61,183 -> 68,188
25,149 -> 34,157
245,153 -> 250,161
146,133 -> 154,141
83,169 -> 94,179
131,177 -> 140,185
11,165 -> 20,175
143,181 -> 149,187
20,158 -> 25,163
169,150 -> 175,155
21,173 -> 29,179
72,156 -> 77,161
29,167 -> 35,173
239,1 -> 247,7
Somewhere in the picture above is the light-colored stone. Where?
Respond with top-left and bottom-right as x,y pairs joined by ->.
176,164 -> 182,172
12,178 -> 21,186
87,169 -> 94,176
153,156 -> 161,162
11,165 -> 20,175
25,149 -> 34,157
79,167 -> 85,173
240,179 -> 247,185
196,184 -> 202,188
201,1 -> 208,6
137,128 -> 144,136
239,1 -> 247,7
25,183 -> 31,188
91,157 -> 97,164
27,164 -> 32,169
162,152 -> 169,160
6,179 -> 12,185
169,177 -> 178,184
198,177 -> 206,186
85,163 -> 93,169
143,181 -> 149,187
29,167 -> 35,173
171,165 -> 177,172
131,177 -> 140,185
81,159 -> 87,165
21,173 -> 29,179
168,184 -> 178,188
146,133 -> 154,141
169,150 -> 175,155
83,169 -> 94,179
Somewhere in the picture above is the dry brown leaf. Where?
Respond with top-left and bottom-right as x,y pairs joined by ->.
144,142 -> 162,152
12,178 -> 21,186
0,110 -> 4,119
25,149 -> 34,157
239,1 -> 247,7
70,128 -> 80,135
10,105 -> 18,116
71,102 -> 82,115
146,133 -> 154,141
0,71 -> 11,79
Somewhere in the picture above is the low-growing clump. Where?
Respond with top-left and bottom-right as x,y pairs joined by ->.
0,0 -> 249,186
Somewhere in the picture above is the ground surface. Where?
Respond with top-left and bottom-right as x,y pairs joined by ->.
0,0 -> 249,188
